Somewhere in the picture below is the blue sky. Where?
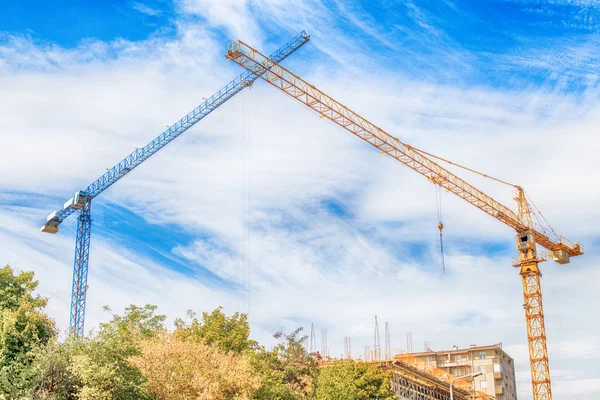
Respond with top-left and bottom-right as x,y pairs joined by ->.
3,0 -> 599,90
0,0 -> 177,45
1,1 -> 599,399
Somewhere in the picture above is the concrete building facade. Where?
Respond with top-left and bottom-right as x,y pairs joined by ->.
409,344 -> 517,400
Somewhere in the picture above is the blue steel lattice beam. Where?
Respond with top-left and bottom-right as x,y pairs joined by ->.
41,30 -> 310,233
39,31 -> 310,336
70,202 -> 92,336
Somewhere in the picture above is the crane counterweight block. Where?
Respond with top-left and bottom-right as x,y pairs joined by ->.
41,190 -> 89,234
549,249 -> 570,265
40,220 -> 59,234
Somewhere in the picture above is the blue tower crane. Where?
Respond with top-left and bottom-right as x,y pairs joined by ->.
41,31 -> 310,336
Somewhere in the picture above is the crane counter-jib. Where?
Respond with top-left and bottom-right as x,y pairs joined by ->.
40,30 -> 311,234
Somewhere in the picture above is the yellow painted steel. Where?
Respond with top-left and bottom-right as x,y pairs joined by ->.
514,188 -> 552,399
226,40 -> 583,400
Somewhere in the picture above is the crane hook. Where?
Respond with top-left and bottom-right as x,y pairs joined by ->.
435,185 -> 446,273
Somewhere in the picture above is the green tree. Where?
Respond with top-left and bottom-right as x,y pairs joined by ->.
0,352 -> 38,399
28,339 -> 80,400
69,335 -> 149,400
0,265 -> 46,311
66,304 -> 165,400
313,360 -> 394,400
101,304 -> 166,339
0,265 -> 56,399
174,307 -> 256,354
18,304 -> 166,400
0,301 -> 56,366
130,332 -> 261,400
252,328 -> 318,400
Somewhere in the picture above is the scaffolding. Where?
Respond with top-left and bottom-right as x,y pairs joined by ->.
392,353 -> 491,399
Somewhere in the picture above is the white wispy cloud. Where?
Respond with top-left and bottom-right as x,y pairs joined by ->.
132,2 -> 163,16
507,0 -> 600,30
1,1 -> 599,399
512,0 -> 600,7
177,0 -> 263,46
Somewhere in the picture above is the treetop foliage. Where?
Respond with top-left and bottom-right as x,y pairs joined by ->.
101,304 -> 166,339
313,360 -> 395,400
130,332 -> 260,400
174,306 -> 256,354
0,265 -> 56,398
0,265 -> 396,400
0,265 -> 47,311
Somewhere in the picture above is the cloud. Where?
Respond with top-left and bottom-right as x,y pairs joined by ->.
554,378 -> 600,396
507,0 -> 600,31
132,2 -> 163,16
1,1 -> 599,399
177,0 -> 263,45
513,0 -> 600,7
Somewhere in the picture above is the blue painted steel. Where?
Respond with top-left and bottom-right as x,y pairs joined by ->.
45,30 -> 310,226
70,201 -> 92,336
44,31 -> 310,337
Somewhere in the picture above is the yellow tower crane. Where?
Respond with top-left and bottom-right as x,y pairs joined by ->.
226,40 -> 584,400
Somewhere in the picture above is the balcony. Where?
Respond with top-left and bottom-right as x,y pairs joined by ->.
442,360 -> 470,368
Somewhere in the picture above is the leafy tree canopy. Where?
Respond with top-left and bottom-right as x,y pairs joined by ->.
252,328 -> 318,400
65,304 -> 168,400
0,267 -> 398,400
174,307 -> 256,354
0,265 -> 56,399
0,265 -> 46,311
28,339 -> 80,400
100,304 -> 166,340
130,332 -> 261,400
313,360 -> 395,400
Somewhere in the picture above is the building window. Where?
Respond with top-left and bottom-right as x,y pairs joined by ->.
494,364 -> 501,373
481,380 -> 488,389
479,352 -> 486,360
480,366 -> 487,373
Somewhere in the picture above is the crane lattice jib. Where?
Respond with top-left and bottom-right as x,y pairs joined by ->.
43,31 -> 310,229
225,40 -> 582,258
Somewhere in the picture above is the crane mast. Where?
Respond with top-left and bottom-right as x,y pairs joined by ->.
225,40 -> 584,400
40,31 -> 310,337
514,188 -> 552,400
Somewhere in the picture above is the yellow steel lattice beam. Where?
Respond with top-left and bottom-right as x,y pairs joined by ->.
225,41 -> 582,257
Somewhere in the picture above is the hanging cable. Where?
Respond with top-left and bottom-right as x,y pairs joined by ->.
411,146 -> 517,188
435,183 -> 445,273
242,90 -> 249,312
525,192 -> 559,242
245,90 -> 251,314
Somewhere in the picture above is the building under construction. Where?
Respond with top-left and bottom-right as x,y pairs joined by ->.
366,358 -> 491,400
406,344 -> 517,400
